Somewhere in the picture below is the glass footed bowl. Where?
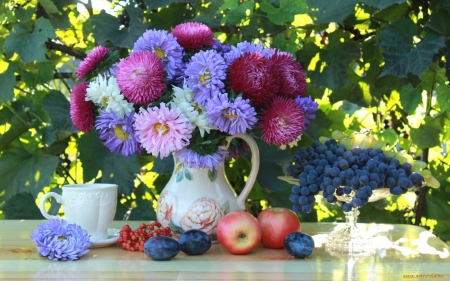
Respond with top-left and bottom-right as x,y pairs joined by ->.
325,188 -> 391,255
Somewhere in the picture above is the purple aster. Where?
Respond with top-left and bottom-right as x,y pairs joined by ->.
227,138 -> 250,159
185,50 -> 227,106
212,39 -> 232,56
30,219 -> 92,261
295,96 -> 318,128
95,110 -> 142,157
132,29 -> 183,81
206,93 -> 257,135
175,148 -> 229,170
224,41 -> 273,65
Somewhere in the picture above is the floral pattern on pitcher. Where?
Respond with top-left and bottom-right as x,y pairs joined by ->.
179,198 -> 225,235
156,191 -> 177,226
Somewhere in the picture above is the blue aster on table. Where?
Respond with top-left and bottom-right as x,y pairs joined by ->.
30,219 -> 92,261
95,110 -> 142,157
206,93 -> 257,135
132,29 -> 183,81
174,147 -> 229,171
184,49 -> 227,106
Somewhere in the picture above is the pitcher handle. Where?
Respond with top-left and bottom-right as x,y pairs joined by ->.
224,134 -> 260,210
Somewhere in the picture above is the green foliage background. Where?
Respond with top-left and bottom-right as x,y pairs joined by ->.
0,0 -> 449,242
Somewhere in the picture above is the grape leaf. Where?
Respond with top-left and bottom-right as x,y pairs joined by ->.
1,192 -> 44,219
152,156 -> 174,174
0,139 -> 59,201
90,7 -> 148,49
409,116 -> 441,149
38,0 -> 60,14
360,0 -> 405,9
399,83 -> 422,115
0,66 -> 16,104
436,84 -> 450,113
372,2 -> 409,22
145,0 -> 186,10
3,18 -> 55,64
308,30 -> 360,91
306,0 -> 357,24
378,18 -> 446,77
41,90 -> 78,137
149,3 -> 196,30
0,110 -> 29,151
224,1 -> 254,25
18,61 -> 54,88
425,8 -> 450,37
273,32 -> 301,55
77,131 -> 140,196
260,0 -> 308,26
192,0 -> 223,27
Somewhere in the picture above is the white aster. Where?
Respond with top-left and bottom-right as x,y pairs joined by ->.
169,85 -> 214,137
86,75 -> 134,118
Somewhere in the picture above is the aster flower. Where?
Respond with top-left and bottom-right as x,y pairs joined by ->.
133,29 -> 183,80
227,138 -> 250,159
134,103 -> 194,158
224,41 -> 272,65
30,219 -> 92,261
295,96 -> 319,128
76,46 -> 110,80
227,52 -> 278,107
86,76 -> 134,118
270,52 -> 307,97
185,50 -> 227,105
95,110 -> 142,157
171,22 -> 215,50
212,39 -> 232,56
116,51 -> 166,105
169,84 -> 214,137
206,93 -> 257,135
175,148 -> 228,171
70,81 -> 94,132
259,96 -> 306,146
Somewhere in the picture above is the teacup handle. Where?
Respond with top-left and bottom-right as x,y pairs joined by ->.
39,192 -> 64,220
224,134 -> 260,210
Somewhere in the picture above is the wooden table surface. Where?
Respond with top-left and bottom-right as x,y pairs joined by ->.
0,220 -> 449,280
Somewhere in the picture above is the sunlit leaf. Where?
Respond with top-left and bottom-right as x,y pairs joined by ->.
307,0 -> 357,24
260,0 -> 308,25
410,116 -> 441,149
361,0 -> 405,9
436,84 -> 450,113
145,0 -> 186,10
224,1 -> 254,25
399,83 -> 422,115
1,192 -> 44,219
41,90 -> 78,140
0,65 -> 16,104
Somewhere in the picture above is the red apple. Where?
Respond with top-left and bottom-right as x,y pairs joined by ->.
216,210 -> 262,255
257,207 -> 301,249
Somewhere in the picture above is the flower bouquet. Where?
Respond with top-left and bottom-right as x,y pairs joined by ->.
70,22 -> 318,171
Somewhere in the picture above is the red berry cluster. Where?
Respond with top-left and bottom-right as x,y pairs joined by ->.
117,221 -> 172,252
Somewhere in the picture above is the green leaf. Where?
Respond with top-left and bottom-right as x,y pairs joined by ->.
308,30 -> 360,91
90,7 -> 148,49
41,90 -> 78,137
306,0 -> 357,25
261,185 -> 292,209
38,0 -> 60,14
260,0 -> 308,25
378,128 -> 398,147
273,32 -> 301,55
18,61 -> 54,88
0,66 -> 16,104
77,131 -> 140,196
371,2 -> 409,22
0,138 -> 59,201
361,0 -> 405,9
145,0 -> 186,10
224,1 -> 254,25
1,192 -> 44,219
436,84 -> 450,113
208,168 -> 217,182
148,3 -> 196,30
152,156 -> 174,174
128,200 -> 156,221
399,83 -> 422,115
378,18 -> 446,77
192,0 -> 223,27
410,116 -> 441,149
425,8 -> 450,37
3,18 -> 55,64
425,189 -> 450,221
15,7 -> 36,23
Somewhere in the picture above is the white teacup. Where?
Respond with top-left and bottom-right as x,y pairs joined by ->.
39,183 -> 118,242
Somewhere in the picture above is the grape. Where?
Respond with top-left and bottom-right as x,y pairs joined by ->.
300,186 -> 311,196
359,175 -> 369,185
343,151 -> 353,159
307,174 -> 316,184
323,177 -> 332,186
307,194 -> 315,203
327,154 -> 337,164
369,173 -> 380,183
325,185 -> 336,194
352,198 -> 363,207
386,177 -> 396,187
343,185 -> 352,194
409,172 -> 423,183
302,204 -> 312,213
350,177 -> 360,188
327,194 -> 337,203
391,186 -> 403,195
336,188 -> 344,196
332,177 -> 342,187
335,147 -> 345,156
309,184 -> 319,193
299,172 -> 308,179
292,185 -> 301,194
292,204 -> 301,213
368,181 -> 377,189
342,203 -> 352,212
356,189 -> 367,199
351,147 -> 362,155
330,167 -> 340,177
345,169 -> 354,178
298,196 -> 308,205
398,177 -> 410,188
289,194 -> 300,203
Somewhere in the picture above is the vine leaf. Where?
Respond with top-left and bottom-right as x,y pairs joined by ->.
409,116 -> 441,150
42,90 -> 78,138
436,84 -> 450,113
361,0 -> 405,10
145,0 -> 185,10
223,1 -> 253,25
306,0 -> 357,25
378,18 -> 446,78
399,83 -> 422,115
260,0 -> 308,26
0,66 -> 16,104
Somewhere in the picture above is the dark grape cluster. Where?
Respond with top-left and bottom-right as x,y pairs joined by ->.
287,139 -> 423,214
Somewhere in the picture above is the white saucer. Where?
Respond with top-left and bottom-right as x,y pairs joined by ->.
89,228 -> 120,248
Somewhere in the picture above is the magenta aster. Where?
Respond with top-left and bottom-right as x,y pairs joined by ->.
270,52 -> 307,97
227,52 -> 278,107
132,29 -> 183,80
70,81 -> 94,132
116,51 -> 166,105
206,93 -> 257,135
259,97 -> 306,146
76,46 -> 109,80
171,22 -> 215,50
185,50 -> 227,105
175,148 -> 228,171
134,103 -> 194,158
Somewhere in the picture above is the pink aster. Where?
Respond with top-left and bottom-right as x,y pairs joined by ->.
134,103 -> 194,158
259,97 -> 306,146
76,46 -> 109,80
227,52 -> 278,107
269,52 -> 307,97
171,22 -> 215,50
116,51 -> 166,105
70,82 -> 94,132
